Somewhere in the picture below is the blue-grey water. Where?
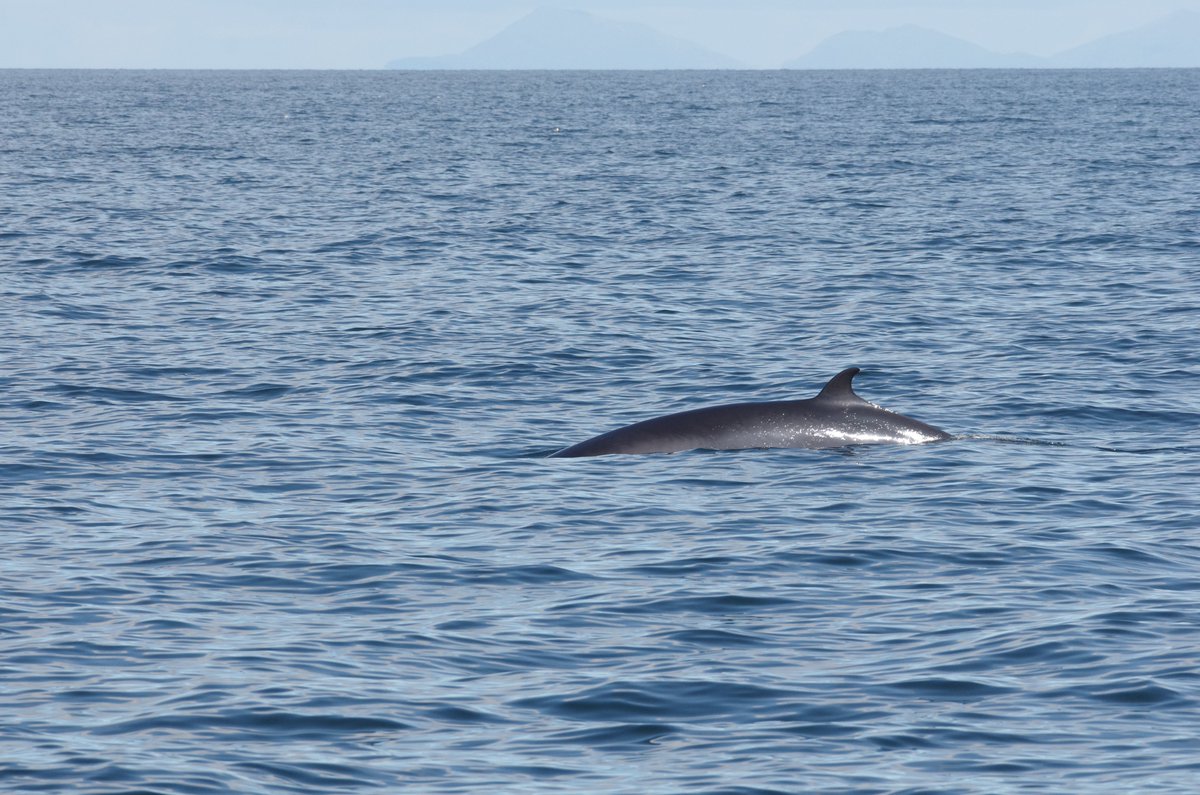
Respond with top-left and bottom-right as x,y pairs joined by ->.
2,68 -> 1199,794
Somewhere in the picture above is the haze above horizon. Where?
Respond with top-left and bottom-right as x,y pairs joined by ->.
2,0 -> 1200,69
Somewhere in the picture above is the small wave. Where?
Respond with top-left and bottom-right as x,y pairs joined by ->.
69,255 -> 149,270
214,383 -> 293,400
621,556 -> 746,576
656,628 -> 770,648
421,705 -> 512,724
884,677 -> 1015,700
513,679 -> 793,722
127,365 -> 231,378
236,761 -> 386,789
960,434 -> 1068,447
92,710 -> 410,738
46,384 -> 189,403
204,255 -> 265,272
544,722 -> 678,747
1040,681 -> 1187,707
457,564 -> 598,585
602,592 -> 797,615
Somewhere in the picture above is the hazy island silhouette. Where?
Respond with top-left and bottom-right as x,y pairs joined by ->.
386,7 -> 1200,69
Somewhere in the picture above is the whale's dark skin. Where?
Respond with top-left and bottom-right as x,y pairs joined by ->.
549,368 -> 951,458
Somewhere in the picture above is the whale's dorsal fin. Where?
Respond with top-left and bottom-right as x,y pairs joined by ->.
814,367 -> 867,404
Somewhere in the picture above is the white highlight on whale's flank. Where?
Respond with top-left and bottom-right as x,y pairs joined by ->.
818,428 -> 941,446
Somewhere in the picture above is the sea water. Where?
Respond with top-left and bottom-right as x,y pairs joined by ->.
1,68 -> 1199,794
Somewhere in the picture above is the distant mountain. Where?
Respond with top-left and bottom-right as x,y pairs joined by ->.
784,25 -> 1039,69
387,7 -> 742,70
785,12 -> 1200,70
1050,9 -> 1200,67
389,8 -> 1200,71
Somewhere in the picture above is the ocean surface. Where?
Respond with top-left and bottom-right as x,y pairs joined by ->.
2,68 -> 1199,794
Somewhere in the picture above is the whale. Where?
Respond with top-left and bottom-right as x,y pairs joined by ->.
549,367 -> 951,458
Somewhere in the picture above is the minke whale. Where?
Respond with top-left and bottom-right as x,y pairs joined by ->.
550,367 -> 951,458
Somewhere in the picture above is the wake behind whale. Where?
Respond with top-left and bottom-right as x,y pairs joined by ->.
550,367 -> 951,458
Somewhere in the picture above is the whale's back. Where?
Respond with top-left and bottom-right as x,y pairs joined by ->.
549,368 -> 950,458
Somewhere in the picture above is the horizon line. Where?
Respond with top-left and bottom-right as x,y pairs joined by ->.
5,66 -> 1200,72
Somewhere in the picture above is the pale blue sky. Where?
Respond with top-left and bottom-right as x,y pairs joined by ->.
2,0 -> 1198,68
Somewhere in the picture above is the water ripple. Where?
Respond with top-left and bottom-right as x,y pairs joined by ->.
2,68 -> 1199,795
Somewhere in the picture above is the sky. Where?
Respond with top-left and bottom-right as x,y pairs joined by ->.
2,0 -> 1199,69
